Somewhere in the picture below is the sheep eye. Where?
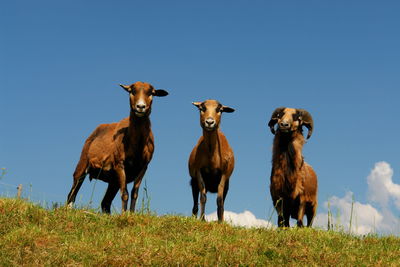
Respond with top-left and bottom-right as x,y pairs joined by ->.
294,113 -> 302,120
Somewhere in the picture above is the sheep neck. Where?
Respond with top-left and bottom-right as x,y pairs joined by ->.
128,111 -> 151,146
272,131 -> 305,177
202,129 -> 220,155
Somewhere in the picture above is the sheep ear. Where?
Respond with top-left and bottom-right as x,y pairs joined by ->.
192,102 -> 202,110
222,105 -> 235,113
120,84 -> 131,93
153,89 -> 169,97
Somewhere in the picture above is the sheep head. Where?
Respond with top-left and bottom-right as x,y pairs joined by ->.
120,82 -> 168,117
192,100 -> 235,131
268,107 -> 314,139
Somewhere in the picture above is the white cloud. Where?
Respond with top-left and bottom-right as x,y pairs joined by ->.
205,162 -> 400,235
206,210 -> 274,228
367,161 -> 400,209
315,161 -> 400,235
313,192 -> 384,235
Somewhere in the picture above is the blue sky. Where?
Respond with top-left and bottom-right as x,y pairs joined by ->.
1,1 -> 400,232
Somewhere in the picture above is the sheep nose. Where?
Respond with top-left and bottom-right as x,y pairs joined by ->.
205,118 -> 215,126
280,122 -> 290,128
136,104 -> 146,110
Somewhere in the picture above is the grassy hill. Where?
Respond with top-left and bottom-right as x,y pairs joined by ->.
0,198 -> 399,266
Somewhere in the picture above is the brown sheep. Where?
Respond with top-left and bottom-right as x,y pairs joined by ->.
67,81 -> 168,213
189,100 -> 235,222
268,107 -> 318,227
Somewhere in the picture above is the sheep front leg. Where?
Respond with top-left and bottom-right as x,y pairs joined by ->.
115,165 -> 128,212
273,197 -> 284,227
275,197 -> 290,227
297,198 -> 306,227
283,201 -> 291,227
217,177 -> 227,222
197,171 -> 207,221
130,166 -> 147,212
191,178 -> 199,217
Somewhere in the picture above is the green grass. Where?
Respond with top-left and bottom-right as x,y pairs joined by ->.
0,198 -> 399,266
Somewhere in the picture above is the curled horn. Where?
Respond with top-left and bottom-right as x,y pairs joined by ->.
298,109 -> 314,139
268,107 -> 285,135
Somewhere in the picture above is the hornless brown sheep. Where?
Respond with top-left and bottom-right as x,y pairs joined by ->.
189,100 -> 235,222
67,81 -> 168,213
268,107 -> 318,227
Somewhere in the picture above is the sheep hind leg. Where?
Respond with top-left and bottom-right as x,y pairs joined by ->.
68,151 -> 90,206
101,183 -> 119,214
197,171 -> 207,221
223,180 -> 229,202
67,173 -> 86,206
190,179 -> 199,218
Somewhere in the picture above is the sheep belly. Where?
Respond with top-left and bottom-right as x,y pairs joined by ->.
88,168 -> 114,183
200,167 -> 222,193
